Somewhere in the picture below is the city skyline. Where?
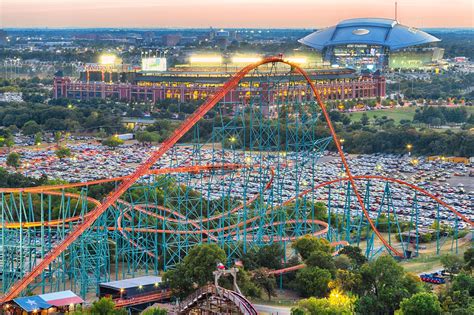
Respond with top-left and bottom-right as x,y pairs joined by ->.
2,0 -> 473,28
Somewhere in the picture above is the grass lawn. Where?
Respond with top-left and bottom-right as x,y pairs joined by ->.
346,107 -> 418,123
346,106 -> 474,124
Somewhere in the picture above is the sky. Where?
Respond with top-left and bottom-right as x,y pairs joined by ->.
1,0 -> 473,28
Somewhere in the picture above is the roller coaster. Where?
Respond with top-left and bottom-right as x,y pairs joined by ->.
0,57 -> 472,304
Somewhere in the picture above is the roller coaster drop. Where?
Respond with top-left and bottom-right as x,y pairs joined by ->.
0,57 -> 472,302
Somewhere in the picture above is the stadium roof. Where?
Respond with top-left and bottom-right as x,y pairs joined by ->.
299,18 -> 440,51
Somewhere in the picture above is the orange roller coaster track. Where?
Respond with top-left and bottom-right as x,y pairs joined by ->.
1,56 -> 471,303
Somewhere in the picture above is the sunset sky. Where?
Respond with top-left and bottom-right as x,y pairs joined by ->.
2,0 -> 473,28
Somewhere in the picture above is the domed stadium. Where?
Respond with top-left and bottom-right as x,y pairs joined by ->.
299,18 -> 444,71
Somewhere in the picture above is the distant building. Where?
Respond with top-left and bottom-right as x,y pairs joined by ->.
299,18 -> 443,71
162,34 -> 182,47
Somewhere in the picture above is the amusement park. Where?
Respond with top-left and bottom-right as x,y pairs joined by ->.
1,0 -> 474,313
0,54 -> 472,314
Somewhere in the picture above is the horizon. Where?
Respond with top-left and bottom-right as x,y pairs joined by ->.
2,0 -> 473,28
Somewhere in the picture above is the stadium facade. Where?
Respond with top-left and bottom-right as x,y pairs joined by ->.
53,63 -> 386,117
54,65 -> 386,116
299,18 -> 443,71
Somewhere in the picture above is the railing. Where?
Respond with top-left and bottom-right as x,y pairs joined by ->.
177,284 -> 257,315
114,290 -> 172,308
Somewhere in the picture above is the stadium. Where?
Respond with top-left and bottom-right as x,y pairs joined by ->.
299,18 -> 444,71
54,53 -> 386,117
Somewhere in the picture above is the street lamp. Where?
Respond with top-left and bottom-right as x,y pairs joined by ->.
406,144 -> 413,156
339,138 -> 345,151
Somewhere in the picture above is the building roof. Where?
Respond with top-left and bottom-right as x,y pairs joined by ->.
299,18 -> 440,51
14,296 -> 51,312
13,290 -> 84,311
39,290 -> 84,307
99,275 -> 163,290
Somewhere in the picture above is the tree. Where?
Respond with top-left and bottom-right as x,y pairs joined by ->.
333,254 -> 351,270
241,243 -> 284,270
141,307 -> 168,315
441,254 -> 464,278
252,268 -> 277,300
400,292 -> 441,315
22,120 -> 42,136
34,132 -> 42,146
102,136 -> 124,149
89,297 -> 116,315
291,290 -> 355,315
332,269 -> 362,295
164,244 -> 226,297
355,255 -> 424,314
305,251 -> 336,276
339,246 -> 367,269
54,131 -> 62,147
451,273 -> 474,296
295,266 -> 332,298
360,113 -> 369,125
463,247 -> 474,271
136,131 -> 159,145
55,146 -> 72,159
6,152 -> 21,169
292,235 -> 332,260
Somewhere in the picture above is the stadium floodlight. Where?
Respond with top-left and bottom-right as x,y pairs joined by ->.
286,57 -> 307,65
231,56 -> 262,64
99,54 -> 116,65
189,55 -> 223,63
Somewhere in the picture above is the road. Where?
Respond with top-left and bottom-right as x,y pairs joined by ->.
254,303 -> 292,315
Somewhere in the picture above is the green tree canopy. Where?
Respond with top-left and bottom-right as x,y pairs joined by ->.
355,255 -> 424,314
295,266 -> 332,298
292,235 -> 332,260
400,292 -> 441,315
164,243 -> 226,297
252,268 -> 277,301
55,146 -> 72,159
102,136 -> 124,149
6,152 -> 21,169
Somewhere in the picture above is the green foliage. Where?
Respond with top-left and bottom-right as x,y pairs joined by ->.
338,246 -> 367,269
291,293 -> 355,315
332,269 -> 362,295
89,297 -> 116,315
355,255 -> 424,314
295,266 -> 332,298
440,254 -> 464,277
400,292 -> 441,315
292,235 -> 332,260
34,132 -> 42,145
0,167 -> 47,187
305,251 -> 336,277
252,268 -> 277,300
102,136 -> 124,148
438,273 -> 474,314
141,306 -> 168,315
55,146 -> 72,159
451,272 -> 474,296
333,254 -> 352,270
240,243 -> 284,270
164,244 -> 226,297
463,247 -> 474,271
360,113 -> 369,125
136,131 -> 159,144
6,152 -> 21,169
22,120 -> 42,135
